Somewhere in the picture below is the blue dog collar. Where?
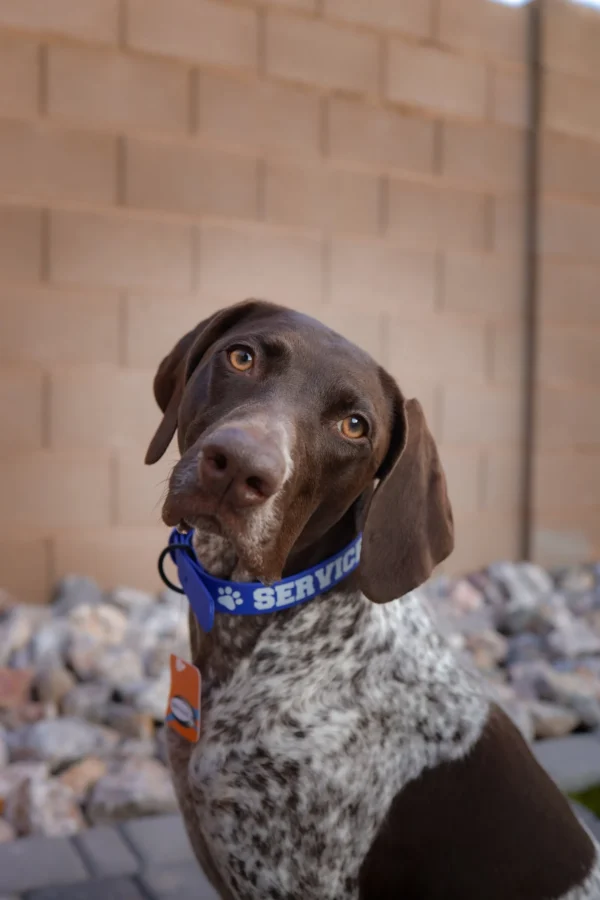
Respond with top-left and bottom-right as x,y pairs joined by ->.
158,527 -> 363,633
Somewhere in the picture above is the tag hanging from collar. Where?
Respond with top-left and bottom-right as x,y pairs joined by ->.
158,527 -> 363,633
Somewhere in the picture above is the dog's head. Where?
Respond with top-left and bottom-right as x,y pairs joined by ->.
145,299 -> 453,602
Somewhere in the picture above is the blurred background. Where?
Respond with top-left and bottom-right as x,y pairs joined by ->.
0,0 -> 599,602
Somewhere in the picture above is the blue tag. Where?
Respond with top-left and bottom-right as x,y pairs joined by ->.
162,528 -> 362,633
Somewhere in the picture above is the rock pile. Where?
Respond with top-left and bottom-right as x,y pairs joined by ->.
0,577 -> 189,841
1,558 -> 600,841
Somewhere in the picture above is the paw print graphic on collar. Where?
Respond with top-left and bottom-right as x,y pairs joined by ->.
217,586 -> 243,611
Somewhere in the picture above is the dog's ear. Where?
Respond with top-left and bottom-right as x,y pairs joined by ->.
145,299 -> 278,465
359,385 -> 454,604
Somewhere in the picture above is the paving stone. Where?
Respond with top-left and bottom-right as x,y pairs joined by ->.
24,876 -> 146,900
534,733 -> 600,793
120,815 -> 194,866
140,862 -> 219,900
73,825 -> 139,878
0,835 -> 88,894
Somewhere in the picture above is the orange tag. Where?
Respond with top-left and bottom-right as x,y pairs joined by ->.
166,654 -> 201,743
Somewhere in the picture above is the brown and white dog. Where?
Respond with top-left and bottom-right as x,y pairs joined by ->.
146,299 -> 600,900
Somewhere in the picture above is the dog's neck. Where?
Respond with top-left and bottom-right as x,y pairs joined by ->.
188,508 -> 360,689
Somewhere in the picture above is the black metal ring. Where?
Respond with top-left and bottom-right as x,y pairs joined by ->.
157,542 -> 194,594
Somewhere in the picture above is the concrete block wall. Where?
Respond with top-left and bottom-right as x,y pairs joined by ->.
0,0 -> 529,602
532,0 -> 600,566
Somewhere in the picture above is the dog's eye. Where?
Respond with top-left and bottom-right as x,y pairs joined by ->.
338,415 -> 368,440
228,347 -> 254,372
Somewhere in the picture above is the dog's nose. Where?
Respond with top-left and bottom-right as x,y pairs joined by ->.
199,426 -> 286,508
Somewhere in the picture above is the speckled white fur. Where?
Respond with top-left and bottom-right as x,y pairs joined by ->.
184,583 -> 489,900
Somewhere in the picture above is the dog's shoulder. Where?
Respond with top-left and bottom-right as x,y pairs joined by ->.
359,701 -> 600,900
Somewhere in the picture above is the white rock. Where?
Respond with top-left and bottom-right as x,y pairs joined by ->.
61,682 -> 113,721
69,603 -> 128,646
0,762 -> 48,808
107,587 -> 155,613
10,717 -> 120,768
529,701 -> 580,739
131,670 -> 170,721
5,776 -> 85,837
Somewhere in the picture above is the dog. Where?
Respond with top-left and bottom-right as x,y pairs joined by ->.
145,299 -> 600,900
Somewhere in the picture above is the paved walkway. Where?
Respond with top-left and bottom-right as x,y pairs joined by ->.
0,815 -> 218,900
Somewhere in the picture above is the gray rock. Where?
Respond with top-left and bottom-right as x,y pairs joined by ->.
107,587 -> 155,613
10,718 -> 120,768
61,683 -> 113,721
546,616 -> 600,659
34,667 -> 77,706
534,664 -> 600,729
94,647 -> 144,690
464,629 -> 508,670
131,670 -> 170,721
144,644 -> 172,678
113,738 -> 156,759
490,561 -> 554,635
506,633 -> 545,666
52,575 -> 103,615
103,705 -> 154,740
87,758 -> 178,824
528,701 -> 580,739
0,607 -> 48,666
30,620 -> 71,670
68,603 -> 128,647
5,775 -> 85,838
0,762 -> 49,807
66,632 -> 105,681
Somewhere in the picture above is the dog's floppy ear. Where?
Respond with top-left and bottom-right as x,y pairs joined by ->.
145,299 -> 277,465
359,388 -> 454,604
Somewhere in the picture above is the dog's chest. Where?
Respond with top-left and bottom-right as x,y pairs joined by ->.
186,592 -> 488,900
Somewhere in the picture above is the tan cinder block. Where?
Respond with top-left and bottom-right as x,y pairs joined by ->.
317,306 -> 383,360
544,0 -> 600,81
265,160 -> 380,235
449,512 -> 520,573
0,535 -> 50,604
0,120 -> 117,205
199,223 -> 323,308
330,238 -> 437,315
540,199 -> 600,259
0,287 -> 120,365
0,205 -> 41,283
48,45 -> 189,135
538,325 -> 600,386
0,366 -> 44,451
266,12 -> 379,94
328,97 -> 435,174
388,315 -> 488,383
50,210 -> 194,290
437,446 -> 482,515
387,40 -> 486,118
115,448 -> 176,526
125,294 -> 221,368
483,449 -> 522,512
537,386 -> 600,449
442,252 -> 524,321
543,132 -> 600,198
492,194 -> 526,253
489,325 -> 525,384
533,507 -> 600,568
53,527 -> 169,591
490,67 -> 528,129
0,35 -> 39,118
49,365 -> 159,450
544,70 -> 600,142
442,122 -> 526,189
0,0 -> 119,43
267,0 -> 316,9
441,383 -> 522,445
534,451 -> 600,512
439,0 -> 527,62
325,0 -> 432,37
388,181 -> 487,251
126,137 -> 258,219
539,262 -> 600,325
0,451 -> 112,529
127,0 -> 257,69
198,72 -> 320,159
